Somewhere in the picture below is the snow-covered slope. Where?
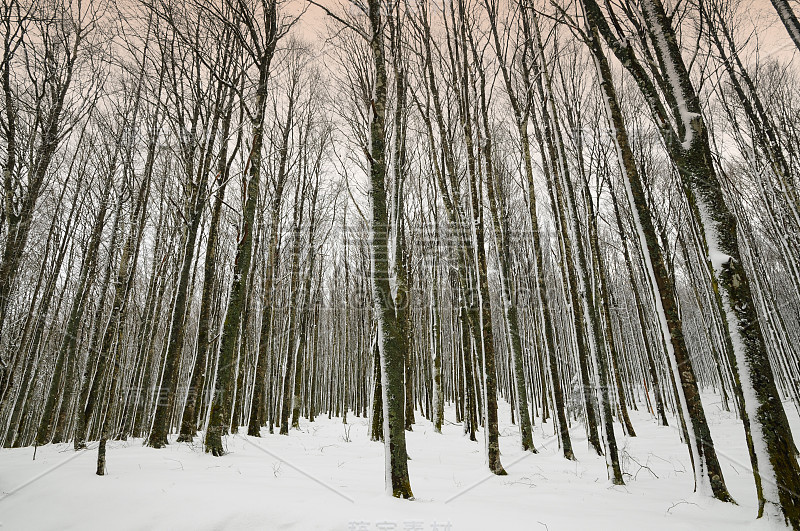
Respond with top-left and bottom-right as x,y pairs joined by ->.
0,397 -> 790,530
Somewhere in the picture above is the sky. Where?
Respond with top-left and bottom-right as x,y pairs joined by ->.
289,0 -> 799,64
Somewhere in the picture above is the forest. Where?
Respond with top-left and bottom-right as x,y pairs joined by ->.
2,0 -> 800,529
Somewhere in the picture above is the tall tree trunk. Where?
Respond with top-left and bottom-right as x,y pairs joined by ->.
582,9 -> 733,499
368,0 -> 413,498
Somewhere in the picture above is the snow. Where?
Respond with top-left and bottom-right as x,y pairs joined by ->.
708,249 -> 734,272
719,286 -> 783,522
0,397 -> 792,530
707,222 -> 783,521
694,201 -> 734,276
640,0 -> 699,151
693,197 -> 780,517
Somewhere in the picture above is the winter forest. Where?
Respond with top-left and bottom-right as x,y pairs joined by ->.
2,0 -> 800,528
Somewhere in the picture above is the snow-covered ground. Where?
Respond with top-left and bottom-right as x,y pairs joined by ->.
0,396 -> 793,530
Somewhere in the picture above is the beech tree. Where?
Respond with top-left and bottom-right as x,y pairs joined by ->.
580,0 -> 800,521
204,0 -> 288,456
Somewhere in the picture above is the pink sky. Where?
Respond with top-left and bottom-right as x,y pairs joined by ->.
290,0 -> 796,62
